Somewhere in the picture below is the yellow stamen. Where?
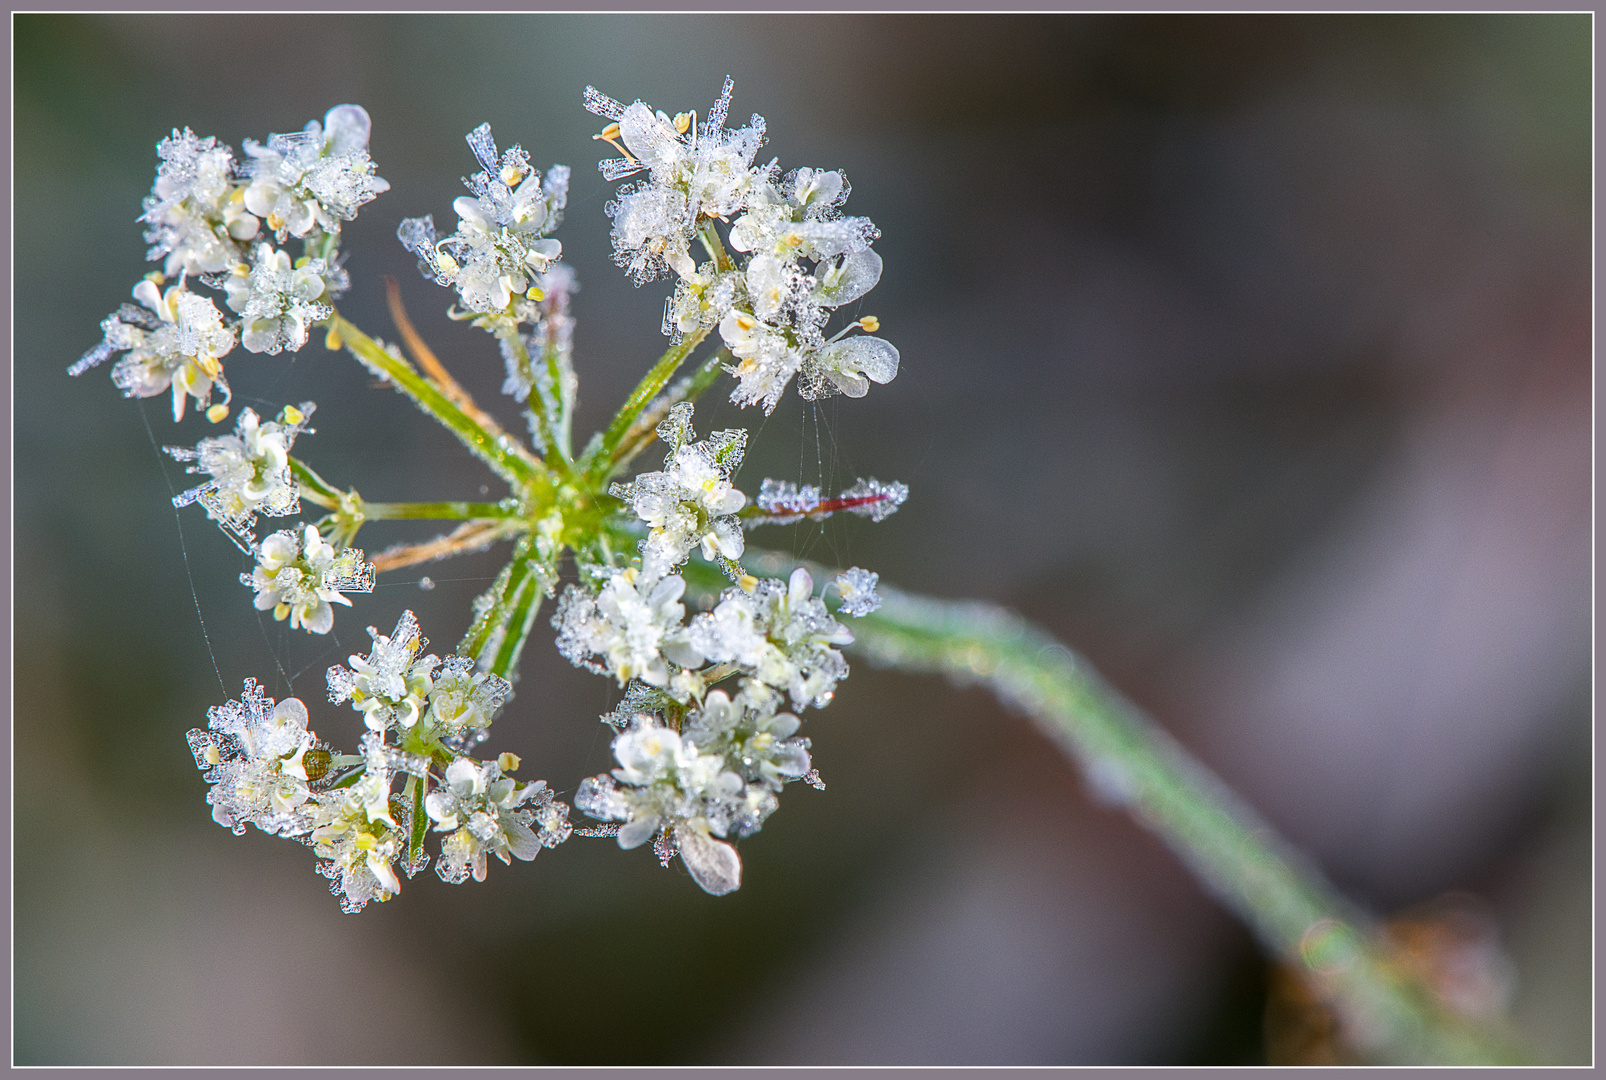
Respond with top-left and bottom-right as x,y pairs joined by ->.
325,325 -> 343,351
232,263 -> 250,277
734,312 -> 756,332
858,315 -> 880,333
273,603 -> 291,621
738,574 -> 759,593
673,111 -> 693,135
281,405 -> 305,426
144,270 -> 166,286
525,286 -> 545,302
498,752 -> 521,773
435,251 -> 460,276
229,187 -> 246,204
500,162 -> 526,187
592,122 -> 636,163
205,403 -> 230,424
266,213 -> 284,232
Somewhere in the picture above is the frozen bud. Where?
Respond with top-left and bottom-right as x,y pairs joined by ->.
839,477 -> 908,522
833,567 -> 881,617
243,524 -> 373,635
426,655 -> 512,738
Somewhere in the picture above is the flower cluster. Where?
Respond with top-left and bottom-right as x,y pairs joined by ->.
426,756 -> 572,884
73,105 -> 385,421
166,402 -> 312,548
609,403 -> 747,579
587,78 -> 900,415
129,88 -> 915,910
187,679 -> 326,838
575,681 -> 817,895
190,612 -> 570,913
399,123 -> 568,315
243,523 -> 375,634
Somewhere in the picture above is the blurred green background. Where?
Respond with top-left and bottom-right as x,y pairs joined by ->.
14,14 -> 1591,1065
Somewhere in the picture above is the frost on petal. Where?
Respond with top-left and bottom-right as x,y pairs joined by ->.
803,336 -> 899,400
675,823 -> 741,895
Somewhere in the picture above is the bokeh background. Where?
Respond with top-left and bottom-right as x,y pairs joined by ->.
13,14 -> 1592,1065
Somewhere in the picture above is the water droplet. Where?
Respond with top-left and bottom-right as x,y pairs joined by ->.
418,576 -> 435,591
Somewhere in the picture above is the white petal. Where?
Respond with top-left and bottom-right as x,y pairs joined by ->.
675,824 -> 741,896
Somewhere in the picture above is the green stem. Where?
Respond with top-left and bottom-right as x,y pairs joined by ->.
361,501 -> 520,521
582,328 -> 711,480
288,456 -> 343,509
330,313 -> 549,492
702,550 -> 1525,1066
608,348 -> 731,476
505,330 -> 569,472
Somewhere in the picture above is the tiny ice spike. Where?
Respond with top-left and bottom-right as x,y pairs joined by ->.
187,680 -> 321,838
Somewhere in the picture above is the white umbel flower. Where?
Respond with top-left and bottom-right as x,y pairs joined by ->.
552,569 -> 703,688
223,244 -> 334,354
140,128 -> 254,277
186,679 -> 321,838
72,278 -> 236,421
398,123 -> 567,313
243,524 -> 374,634
327,610 -> 440,730
243,104 -> 389,240
167,402 -> 310,547
425,757 -> 571,884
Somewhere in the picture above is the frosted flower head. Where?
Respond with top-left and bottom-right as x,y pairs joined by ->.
586,77 -> 767,283
243,104 -> 389,240
327,610 -> 439,730
244,524 -> 374,635
73,279 -> 236,421
553,569 -> 702,688
140,128 -> 254,277
425,758 -> 571,884
309,766 -> 403,913
398,123 -> 566,314
689,568 -> 853,710
575,715 -> 746,893
223,243 -> 335,354
610,403 -> 748,578
186,680 -> 319,837
166,402 -> 310,547
682,686 -> 812,797
426,655 -> 512,740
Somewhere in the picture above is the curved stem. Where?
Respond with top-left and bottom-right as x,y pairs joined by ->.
699,550 -> 1524,1066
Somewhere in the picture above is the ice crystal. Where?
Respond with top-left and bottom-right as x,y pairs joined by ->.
140,128 -> 253,277
840,477 -> 908,522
